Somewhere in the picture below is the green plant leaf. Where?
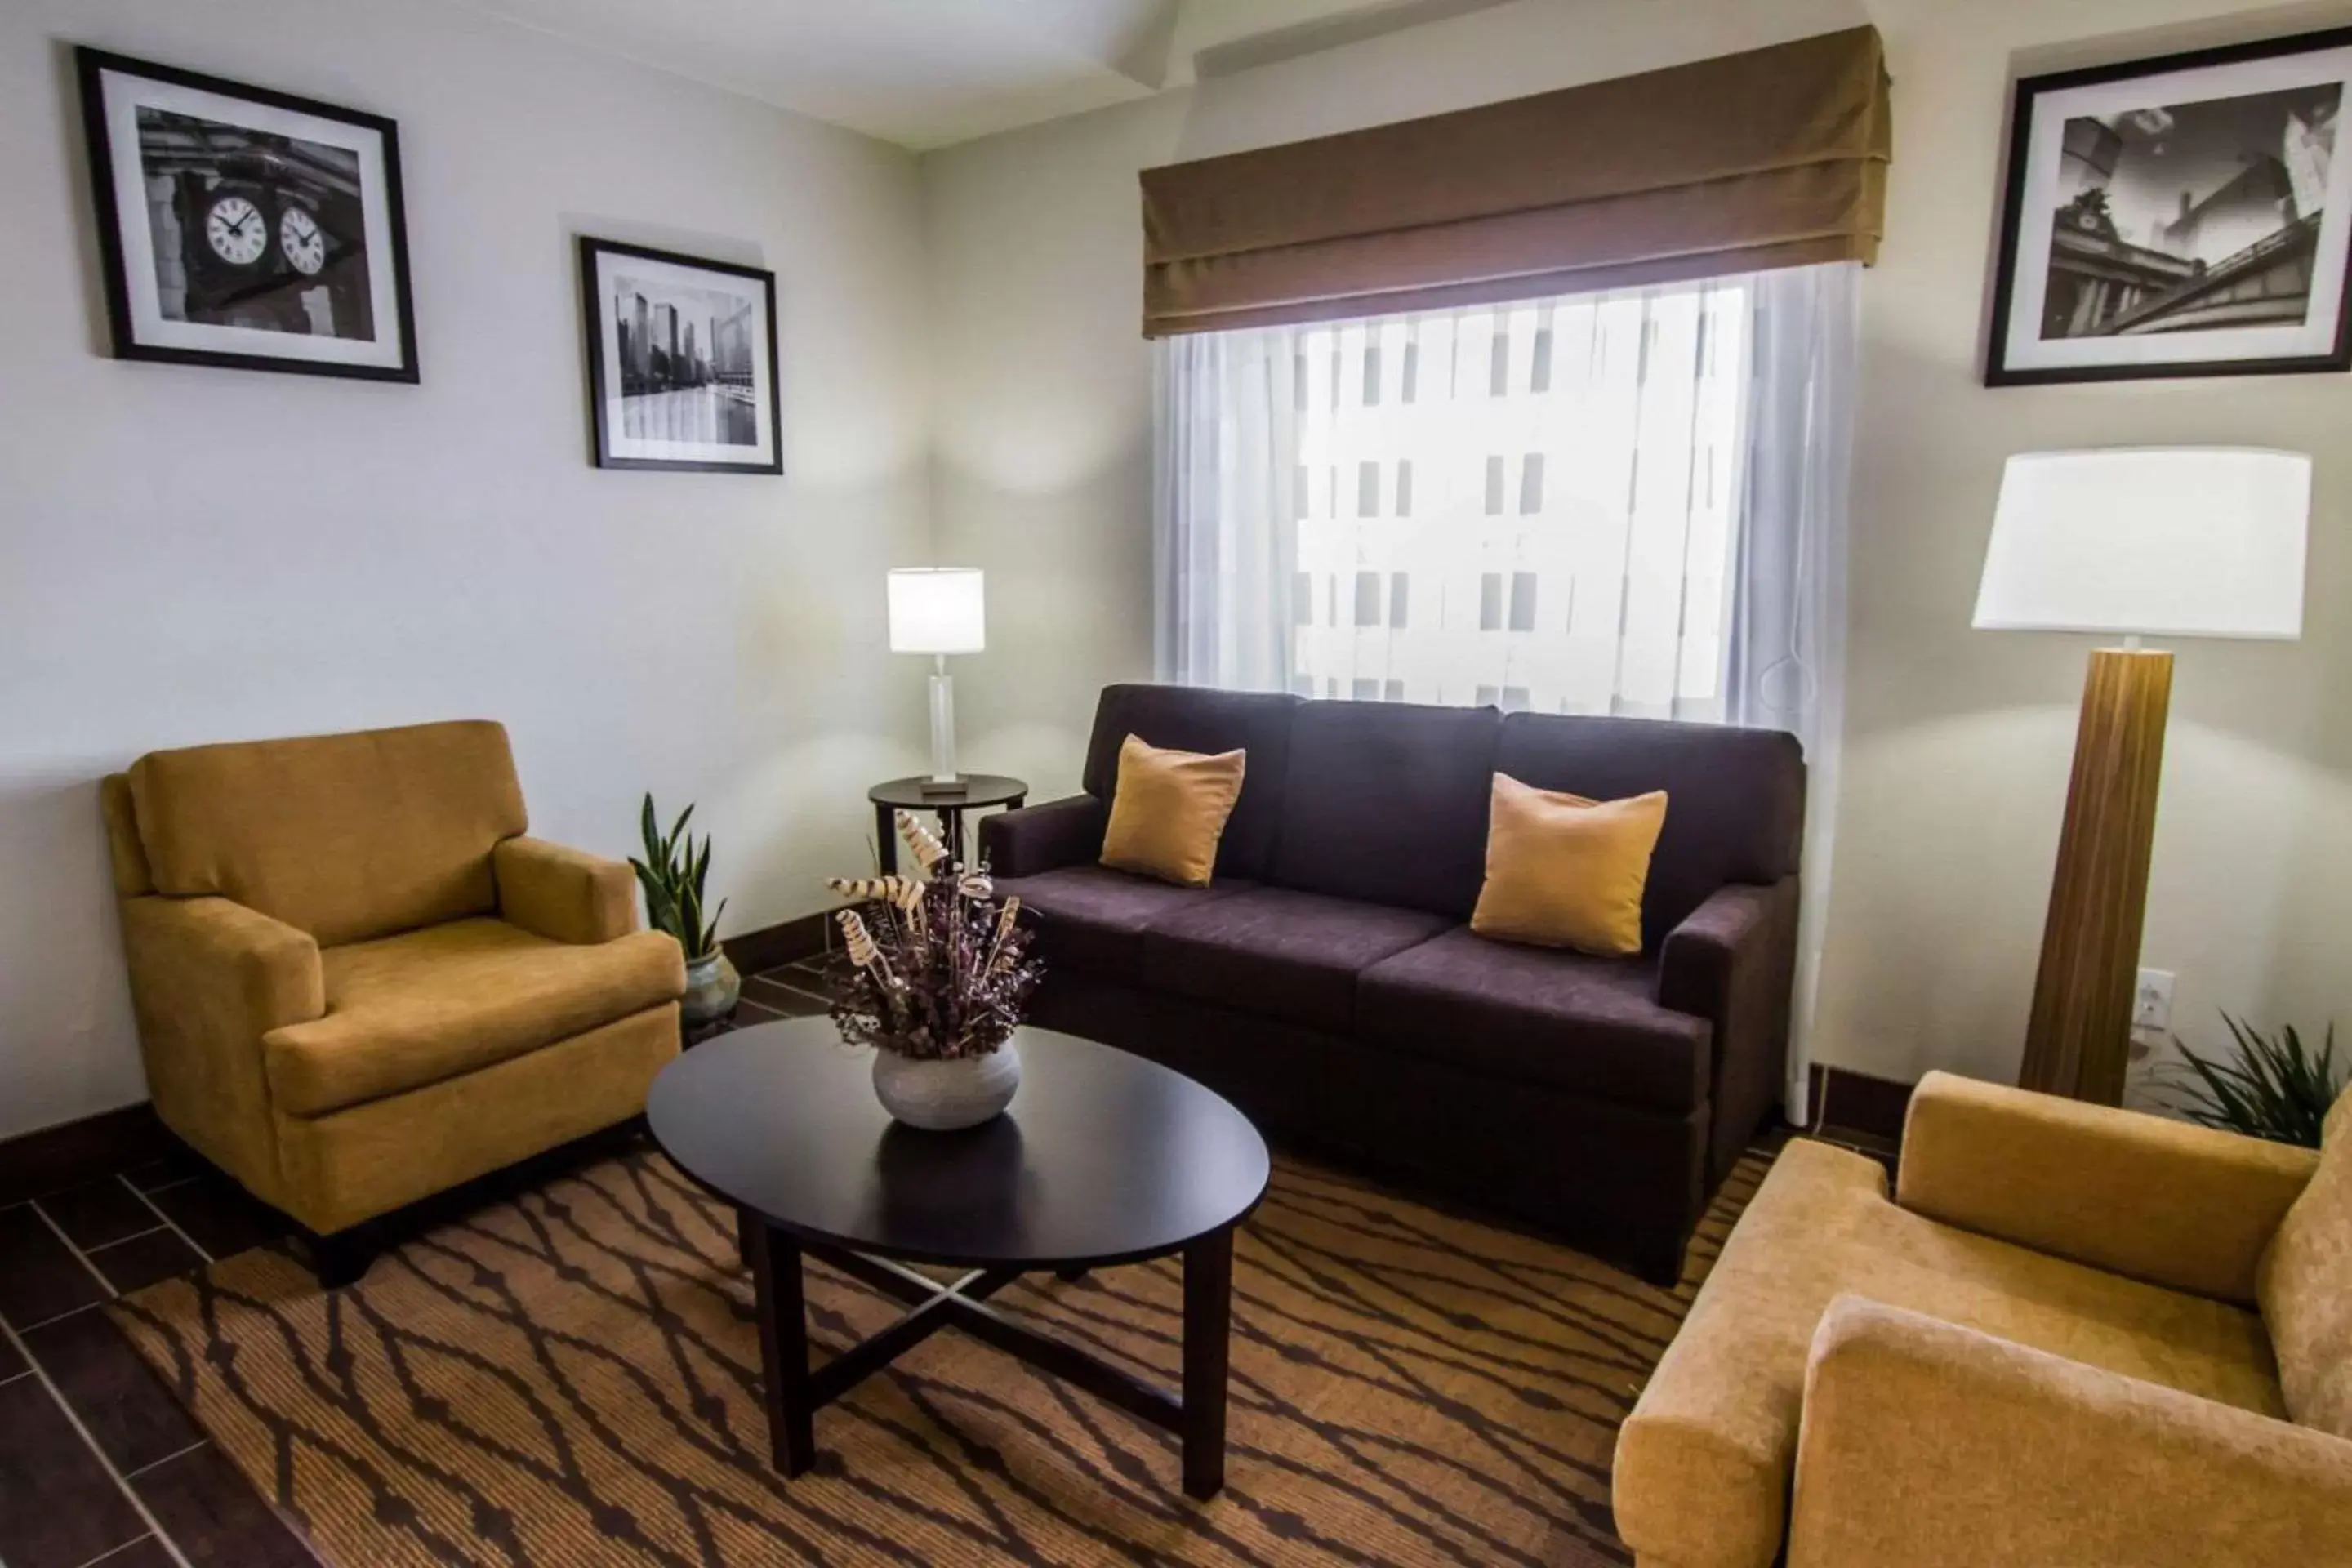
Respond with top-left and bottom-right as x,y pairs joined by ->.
2155,1010 -> 2349,1148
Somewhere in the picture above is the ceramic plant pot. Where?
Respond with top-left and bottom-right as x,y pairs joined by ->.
871,1040 -> 1022,1130
680,951 -> 741,1028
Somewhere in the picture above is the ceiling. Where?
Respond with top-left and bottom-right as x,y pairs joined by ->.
453,0 -> 1510,149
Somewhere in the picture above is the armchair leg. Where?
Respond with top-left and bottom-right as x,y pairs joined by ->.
307,1227 -> 378,1290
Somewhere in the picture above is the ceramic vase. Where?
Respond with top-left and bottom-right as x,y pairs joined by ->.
871,1041 -> 1022,1130
680,951 -> 741,1028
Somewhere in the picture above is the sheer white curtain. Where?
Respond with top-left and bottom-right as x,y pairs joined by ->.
1734,262 -> 1860,1120
1152,261 -> 1861,1116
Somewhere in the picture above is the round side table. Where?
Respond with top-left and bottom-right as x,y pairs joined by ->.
867,774 -> 1027,873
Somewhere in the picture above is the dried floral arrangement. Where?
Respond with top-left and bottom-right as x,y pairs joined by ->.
824,811 -> 1042,1061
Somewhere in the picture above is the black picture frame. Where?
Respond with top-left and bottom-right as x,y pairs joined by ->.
1986,26 -> 2352,386
74,46 -> 420,383
578,236 -> 783,474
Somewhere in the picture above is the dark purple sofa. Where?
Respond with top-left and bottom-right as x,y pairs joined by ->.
980,684 -> 1805,1283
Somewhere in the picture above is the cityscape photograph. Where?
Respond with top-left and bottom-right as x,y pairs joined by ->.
611,274 -> 760,445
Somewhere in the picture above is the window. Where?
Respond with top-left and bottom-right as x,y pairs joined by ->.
1156,265 -> 1849,732
1282,282 -> 1750,718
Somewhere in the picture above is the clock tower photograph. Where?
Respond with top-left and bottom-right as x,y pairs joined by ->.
135,106 -> 372,339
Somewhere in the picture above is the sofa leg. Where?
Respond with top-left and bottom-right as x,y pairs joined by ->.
1634,1243 -> 1687,1291
309,1229 -> 377,1290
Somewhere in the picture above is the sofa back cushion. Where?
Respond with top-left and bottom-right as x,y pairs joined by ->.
127,720 -> 528,947
1082,685 -> 1299,880
1495,712 -> 1804,945
2259,1088 -> 2352,1439
1270,700 -> 1502,918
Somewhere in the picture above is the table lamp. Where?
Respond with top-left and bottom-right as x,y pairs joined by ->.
1974,448 -> 2309,1104
887,567 -> 986,790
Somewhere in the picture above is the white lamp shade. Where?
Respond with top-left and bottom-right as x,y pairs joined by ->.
1973,448 -> 2310,641
887,568 -> 986,654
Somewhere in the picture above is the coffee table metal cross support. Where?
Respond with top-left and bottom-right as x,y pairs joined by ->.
742,1213 -> 1235,1499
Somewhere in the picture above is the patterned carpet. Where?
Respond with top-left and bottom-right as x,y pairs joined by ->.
111,1143 -> 1768,1566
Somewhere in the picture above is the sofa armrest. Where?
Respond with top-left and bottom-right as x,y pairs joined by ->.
118,895 -> 324,1195
1657,878 -> 1795,1019
494,836 -> 637,945
978,794 -> 1107,878
1791,1295 -> 2352,1567
1897,1071 -> 2317,1303
1658,876 -> 1799,1175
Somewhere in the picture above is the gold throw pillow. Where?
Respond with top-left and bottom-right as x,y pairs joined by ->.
1470,773 -> 1668,957
1100,735 -> 1246,889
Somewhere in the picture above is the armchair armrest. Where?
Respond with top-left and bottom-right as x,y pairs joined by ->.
1659,875 -> 1799,1176
1897,1071 -> 2317,1303
118,894 -> 323,1195
1791,1295 -> 2352,1567
978,794 -> 1107,878
494,836 -> 637,945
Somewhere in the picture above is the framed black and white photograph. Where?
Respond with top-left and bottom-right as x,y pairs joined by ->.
579,238 -> 781,474
75,47 -> 418,382
1987,28 -> 2352,385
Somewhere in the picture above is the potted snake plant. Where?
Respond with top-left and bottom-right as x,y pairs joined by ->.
631,795 -> 737,1027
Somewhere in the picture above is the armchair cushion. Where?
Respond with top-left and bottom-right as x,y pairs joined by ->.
1899,1070 -> 2318,1304
494,836 -> 636,945
263,919 -> 684,1116
1356,927 -> 1708,1110
1616,1136 -> 2286,1568
127,719 -> 527,947
2261,1089 -> 2352,1438
1792,1296 -> 2352,1568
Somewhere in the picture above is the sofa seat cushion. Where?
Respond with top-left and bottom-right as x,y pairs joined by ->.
1143,888 -> 1453,1031
264,919 -> 684,1116
1615,1138 -> 2285,1568
997,866 -> 1253,982
1357,927 -> 1710,1111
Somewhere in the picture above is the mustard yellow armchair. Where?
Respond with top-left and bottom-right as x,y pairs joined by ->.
1614,1071 -> 2352,1567
102,720 -> 685,1284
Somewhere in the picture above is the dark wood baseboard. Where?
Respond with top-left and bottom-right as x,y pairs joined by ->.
1806,1064 -> 1913,1149
0,1101 -> 185,1207
723,911 -> 830,976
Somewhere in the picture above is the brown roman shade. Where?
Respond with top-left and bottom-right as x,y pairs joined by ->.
1141,25 -> 1890,336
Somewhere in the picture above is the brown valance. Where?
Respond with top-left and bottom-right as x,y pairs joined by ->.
1139,25 -> 1891,337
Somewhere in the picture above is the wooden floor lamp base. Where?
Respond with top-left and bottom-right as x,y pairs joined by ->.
2018,647 -> 2173,1105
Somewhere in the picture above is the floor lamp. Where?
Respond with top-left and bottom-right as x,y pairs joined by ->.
1973,448 -> 2310,1105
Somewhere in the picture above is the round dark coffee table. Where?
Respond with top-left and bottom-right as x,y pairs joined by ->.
645,1018 -> 1270,1499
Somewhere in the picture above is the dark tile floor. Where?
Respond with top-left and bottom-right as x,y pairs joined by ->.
0,955 -> 831,1568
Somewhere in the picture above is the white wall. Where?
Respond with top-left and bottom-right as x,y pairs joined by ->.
923,0 -> 2352,1089
0,0 -> 934,1137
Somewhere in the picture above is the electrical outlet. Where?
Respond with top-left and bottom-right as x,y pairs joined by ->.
2134,969 -> 2176,1034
